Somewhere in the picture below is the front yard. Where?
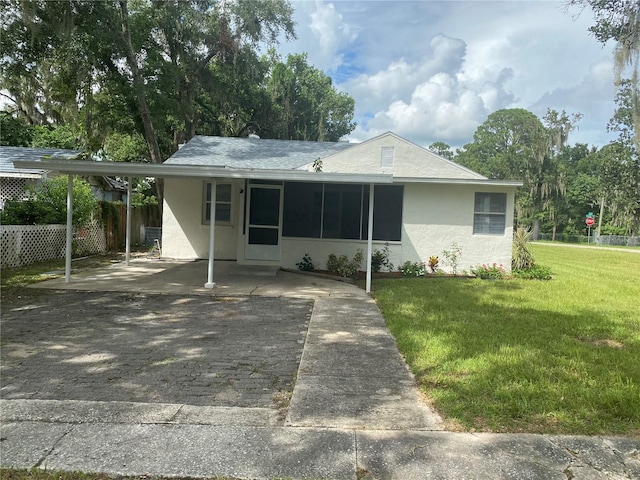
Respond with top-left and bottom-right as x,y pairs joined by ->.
373,244 -> 640,435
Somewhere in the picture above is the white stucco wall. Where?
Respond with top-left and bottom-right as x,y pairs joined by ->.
280,183 -> 515,273
280,238 -> 403,271
161,177 -> 239,260
162,177 -> 516,272
318,133 -> 485,180
402,183 -> 515,272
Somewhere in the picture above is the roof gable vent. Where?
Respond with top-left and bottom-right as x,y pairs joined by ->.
381,146 -> 395,167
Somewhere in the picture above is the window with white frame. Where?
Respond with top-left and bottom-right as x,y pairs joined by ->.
203,182 -> 232,224
473,192 -> 506,235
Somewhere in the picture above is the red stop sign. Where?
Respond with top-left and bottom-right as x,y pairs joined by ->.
586,217 -> 595,226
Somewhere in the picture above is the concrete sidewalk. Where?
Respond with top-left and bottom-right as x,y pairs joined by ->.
2,401 -> 638,479
2,260 -> 639,479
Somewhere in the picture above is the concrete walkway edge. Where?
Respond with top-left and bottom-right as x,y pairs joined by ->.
2,418 -> 639,479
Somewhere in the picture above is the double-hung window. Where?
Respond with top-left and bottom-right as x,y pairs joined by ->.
203,182 -> 232,224
473,192 -> 506,235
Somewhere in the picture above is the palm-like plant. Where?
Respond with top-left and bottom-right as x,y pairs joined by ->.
512,227 -> 536,271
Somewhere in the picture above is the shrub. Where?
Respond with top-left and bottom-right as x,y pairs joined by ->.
327,249 -> 364,278
398,261 -> 425,277
512,264 -> 552,280
442,242 -> 463,274
371,243 -> 394,272
427,255 -> 439,273
296,253 -> 315,272
472,263 -> 506,279
513,227 -> 535,270
0,176 -> 97,226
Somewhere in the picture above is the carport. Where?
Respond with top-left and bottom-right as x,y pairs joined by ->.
13,156 -> 391,293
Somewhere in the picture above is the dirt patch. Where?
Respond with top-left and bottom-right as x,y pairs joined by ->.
577,336 -> 625,349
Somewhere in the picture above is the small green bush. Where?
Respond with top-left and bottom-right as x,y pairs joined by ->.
327,249 -> 364,278
0,176 -> 97,226
472,263 -> 506,279
442,242 -> 463,274
371,243 -> 394,272
296,253 -> 315,271
398,260 -> 425,277
512,264 -> 552,280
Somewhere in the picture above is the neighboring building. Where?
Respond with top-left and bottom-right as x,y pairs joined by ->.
0,147 -> 78,209
0,146 -> 127,208
161,132 -> 520,272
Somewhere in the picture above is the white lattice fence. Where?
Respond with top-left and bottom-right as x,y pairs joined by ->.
1,178 -> 28,207
1,221 -> 106,268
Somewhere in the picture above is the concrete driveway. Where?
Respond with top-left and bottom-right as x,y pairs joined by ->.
2,259 -> 638,479
28,257 -> 367,298
1,258 -> 440,430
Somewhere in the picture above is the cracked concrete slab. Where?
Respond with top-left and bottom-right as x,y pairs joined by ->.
3,422 -> 357,480
547,435 -> 640,480
0,399 -> 279,426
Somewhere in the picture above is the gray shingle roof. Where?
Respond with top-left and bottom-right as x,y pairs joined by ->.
0,146 -> 81,176
165,135 -> 352,170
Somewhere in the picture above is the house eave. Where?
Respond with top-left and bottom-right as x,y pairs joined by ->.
0,172 -> 45,179
393,176 -> 523,187
13,158 -> 393,184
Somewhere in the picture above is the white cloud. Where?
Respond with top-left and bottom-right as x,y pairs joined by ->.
344,32 -> 516,146
290,1 -> 358,72
531,58 -> 617,146
283,1 -> 617,148
351,70 -> 499,146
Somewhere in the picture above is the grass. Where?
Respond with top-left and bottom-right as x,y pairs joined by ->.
1,254 -> 125,288
0,253 -> 126,305
372,244 -> 640,435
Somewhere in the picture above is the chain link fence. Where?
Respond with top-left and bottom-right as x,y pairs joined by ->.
537,232 -> 639,247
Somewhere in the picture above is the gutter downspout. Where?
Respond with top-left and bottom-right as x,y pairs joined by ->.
205,180 -> 216,288
366,184 -> 374,294
65,174 -> 73,283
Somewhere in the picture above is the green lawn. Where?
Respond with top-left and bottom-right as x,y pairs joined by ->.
372,244 -> 640,435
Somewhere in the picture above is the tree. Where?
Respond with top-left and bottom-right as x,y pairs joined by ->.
429,141 -> 454,160
542,109 -> 583,239
456,108 -> 551,236
0,176 -> 97,226
599,82 -> 640,236
0,0 -> 298,203
262,52 -> 356,141
596,142 -> 640,235
569,0 -> 640,143
0,111 -> 33,146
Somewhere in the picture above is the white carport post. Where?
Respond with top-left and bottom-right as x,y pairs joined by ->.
125,177 -> 132,266
365,184 -> 375,294
65,174 -> 74,283
205,180 -> 216,288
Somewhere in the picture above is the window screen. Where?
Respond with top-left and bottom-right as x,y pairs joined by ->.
473,192 -> 506,235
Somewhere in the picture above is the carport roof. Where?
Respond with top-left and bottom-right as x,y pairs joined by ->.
12,150 -> 393,184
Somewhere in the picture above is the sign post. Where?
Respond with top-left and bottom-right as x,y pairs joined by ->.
585,212 -> 595,243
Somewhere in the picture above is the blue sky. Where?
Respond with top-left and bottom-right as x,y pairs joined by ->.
277,0 -> 618,149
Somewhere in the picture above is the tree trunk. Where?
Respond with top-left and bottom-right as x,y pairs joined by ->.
118,2 -> 162,166
119,0 -> 164,204
597,197 -> 605,235
552,220 -> 557,241
532,217 -> 540,240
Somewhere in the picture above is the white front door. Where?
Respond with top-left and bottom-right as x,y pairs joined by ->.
245,184 -> 283,261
